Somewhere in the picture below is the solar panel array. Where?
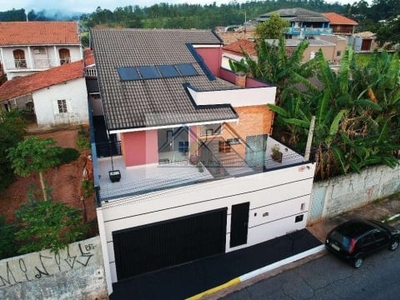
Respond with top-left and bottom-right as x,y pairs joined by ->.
118,64 -> 198,81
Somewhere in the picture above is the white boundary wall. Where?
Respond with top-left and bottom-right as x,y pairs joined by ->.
0,237 -> 108,300
310,163 -> 400,221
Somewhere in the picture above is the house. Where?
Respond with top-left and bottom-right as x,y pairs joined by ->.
0,60 -> 89,127
89,28 -> 315,295
256,8 -> 332,39
349,31 -> 379,52
221,37 -> 346,67
0,21 -> 83,80
322,12 -> 358,36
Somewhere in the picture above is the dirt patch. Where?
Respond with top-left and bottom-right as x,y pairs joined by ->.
0,128 -> 97,232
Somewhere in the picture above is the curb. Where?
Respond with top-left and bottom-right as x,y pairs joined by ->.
186,245 -> 326,300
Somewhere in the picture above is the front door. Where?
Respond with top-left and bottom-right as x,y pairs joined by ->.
230,202 -> 250,247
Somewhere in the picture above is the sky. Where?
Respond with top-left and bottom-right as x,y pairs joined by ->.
1,0 -> 361,14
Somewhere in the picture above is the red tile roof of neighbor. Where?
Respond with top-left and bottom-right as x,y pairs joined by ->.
0,60 -> 85,101
322,12 -> 358,25
222,40 -> 257,56
0,21 -> 80,46
84,48 -> 95,66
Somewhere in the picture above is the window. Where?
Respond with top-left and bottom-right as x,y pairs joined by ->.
178,141 -> 189,153
200,124 -> 221,137
57,100 -> 67,113
13,49 -> 27,68
59,48 -> 71,65
336,51 -> 342,57
33,47 -> 46,54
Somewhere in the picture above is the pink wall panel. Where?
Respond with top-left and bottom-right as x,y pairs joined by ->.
122,130 -> 158,167
196,47 -> 222,77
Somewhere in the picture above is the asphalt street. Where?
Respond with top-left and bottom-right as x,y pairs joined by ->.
220,225 -> 400,300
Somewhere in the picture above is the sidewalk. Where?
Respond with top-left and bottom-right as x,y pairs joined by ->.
308,195 -> 400,243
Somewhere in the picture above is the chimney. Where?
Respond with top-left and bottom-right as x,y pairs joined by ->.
235,72 -> 246,88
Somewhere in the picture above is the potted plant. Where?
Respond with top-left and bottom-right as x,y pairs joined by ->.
271,144 -> 283,163
196,162 -> 204,173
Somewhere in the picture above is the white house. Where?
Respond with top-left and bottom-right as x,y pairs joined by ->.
89,28 -> 316,295
0,21 -> 83,80
0,60 -> 88,128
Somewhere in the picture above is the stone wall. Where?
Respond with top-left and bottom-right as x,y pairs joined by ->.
0,236 -> 108,300
309,164 -> 400,221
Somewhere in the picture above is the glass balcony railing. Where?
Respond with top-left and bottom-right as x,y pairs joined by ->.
286,27 -> 332,36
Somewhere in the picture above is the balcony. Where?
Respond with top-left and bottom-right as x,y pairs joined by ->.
85,67 -> 97,77
93,135 -> 305,202
286,27 -> 332,36
3,57 -> 82,71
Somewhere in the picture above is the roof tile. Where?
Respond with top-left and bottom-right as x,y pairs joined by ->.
322,12 -> 358,25
91,29 -> 238,131
0,61 -> 84,101
0,21 -> 80,45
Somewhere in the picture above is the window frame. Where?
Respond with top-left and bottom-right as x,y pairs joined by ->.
57,99 -> 68,113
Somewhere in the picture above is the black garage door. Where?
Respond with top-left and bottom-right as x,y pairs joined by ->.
113,208 -> 227,280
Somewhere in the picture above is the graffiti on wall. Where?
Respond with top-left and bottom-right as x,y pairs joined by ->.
0,237 -> 100,288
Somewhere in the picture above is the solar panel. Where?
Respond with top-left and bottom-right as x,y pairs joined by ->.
117,67 -> 140,80
158,65 -> 179,78
138,66 -> 161,79
175,64 -> 198,76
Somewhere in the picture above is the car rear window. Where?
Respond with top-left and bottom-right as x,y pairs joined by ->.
330,230 -> 352,251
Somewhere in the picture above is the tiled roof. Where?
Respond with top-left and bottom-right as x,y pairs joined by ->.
84,48 -> 95,66
222,40 -> 257,56
258,8 -> 329,23
0,61 -> 84,101
0,21 -> 80,46
91,28 -> 239,131
322,12 -> 358,25
223,38 -> 333,57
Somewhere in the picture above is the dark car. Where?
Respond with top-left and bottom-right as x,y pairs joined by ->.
325,218 -> 400,268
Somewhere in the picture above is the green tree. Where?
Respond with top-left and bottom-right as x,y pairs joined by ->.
229,36 -> 313,106
0,110 -> 27,192
375,17 -> 400,49
7,137 -> 62,201
255,13 -> 289,40
15,195 -> 87,254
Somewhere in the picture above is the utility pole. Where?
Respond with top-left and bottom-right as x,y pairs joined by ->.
304,116 -> 315,161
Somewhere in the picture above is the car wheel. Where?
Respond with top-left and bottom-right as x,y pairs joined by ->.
389,240 -> 399,251
353,257 -> 363,268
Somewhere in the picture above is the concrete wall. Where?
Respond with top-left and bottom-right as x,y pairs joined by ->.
0,237 -> 108,300
309,164 -> 400,222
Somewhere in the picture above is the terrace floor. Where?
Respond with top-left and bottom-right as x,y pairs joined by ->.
97,156 -> 215,200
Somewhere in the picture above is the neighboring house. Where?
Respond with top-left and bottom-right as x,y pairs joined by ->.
349,31 -> 378,52
89,28 -> 315,295
0,21 -> 83,80
256,8 -> 332,39
221,37 -> 346,67
0,60 -> 89,127
322,12 -> 358,36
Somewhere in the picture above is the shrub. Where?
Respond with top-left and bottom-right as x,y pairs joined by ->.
15,199 -> 88,254
0,216 -> 18,259
58,147 -> 80,164
76,127 -> 90,151
81,178 -> 94,198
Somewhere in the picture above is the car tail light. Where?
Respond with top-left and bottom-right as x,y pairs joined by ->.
349,238 -> 356,254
